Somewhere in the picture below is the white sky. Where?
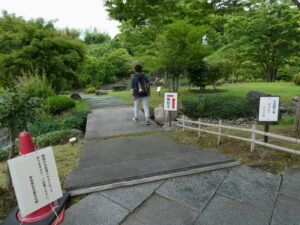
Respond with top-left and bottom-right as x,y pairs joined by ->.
0,0 -> 120,37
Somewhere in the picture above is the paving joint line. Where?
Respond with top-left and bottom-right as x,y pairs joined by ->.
268,175 -> 283,225
191,167 -> 233,225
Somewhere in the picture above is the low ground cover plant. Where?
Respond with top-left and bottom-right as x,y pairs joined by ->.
182,95 -> 256,120
42,96 -> 75,115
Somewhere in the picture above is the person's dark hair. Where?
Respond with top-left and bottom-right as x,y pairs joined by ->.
134,64 -> 143,73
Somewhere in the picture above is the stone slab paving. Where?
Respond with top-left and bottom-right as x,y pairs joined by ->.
279,167 -> 300,201
156,169 -> 229,211
270,195 -> 300,225
217,165 -> 281,211
194,194 -> 271,225
64,134 -> 236,191
62,166 -> 300,225
100,181 -> 163,211
61,193 -> 129,225
121,194 -> 199,225
79,94 -> 130,109
85,107 -> 162,139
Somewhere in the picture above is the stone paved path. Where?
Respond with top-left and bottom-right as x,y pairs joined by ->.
62,95 -> 300,225
62,165 -> 300,225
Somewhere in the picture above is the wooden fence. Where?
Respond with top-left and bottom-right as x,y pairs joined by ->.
176,117 -> 300,155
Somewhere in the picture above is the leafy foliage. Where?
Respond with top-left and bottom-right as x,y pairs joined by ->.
27,110 -> 89,137
224,2 -> 300,82
155,20 -> 212,91
20,75 -> 55,99
294,73 -> 300,85
0,92 -> 39,131
27,118 -> 61,137
42,96 -> 75,115
60,110 -> 89,131
182,95 -> 256,119
33,129 -> 83,148
86,87 -> 96,94
84,30 -> 111,44
0,11 -> 86,92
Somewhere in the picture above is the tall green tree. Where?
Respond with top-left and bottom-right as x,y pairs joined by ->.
0,11 -> 86,92
84,29 -> 111,44
225,2 -> 300,81
155,20 -> 212,91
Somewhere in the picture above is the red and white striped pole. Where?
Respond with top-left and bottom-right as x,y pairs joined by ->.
17,131 -> 65,224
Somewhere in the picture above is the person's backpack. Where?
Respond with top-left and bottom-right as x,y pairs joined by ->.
137,75 -> 148,95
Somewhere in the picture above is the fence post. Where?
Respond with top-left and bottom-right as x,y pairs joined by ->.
182,116 -> 185,131
217,120 -> 222,145
251,122 -> 257,152
198,118 -> 201,138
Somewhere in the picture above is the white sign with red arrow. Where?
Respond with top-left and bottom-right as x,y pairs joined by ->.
164,92 -> 178,111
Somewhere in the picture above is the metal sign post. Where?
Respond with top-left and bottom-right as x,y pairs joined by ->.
164,92 -> 178,128
258,97 -> 280,143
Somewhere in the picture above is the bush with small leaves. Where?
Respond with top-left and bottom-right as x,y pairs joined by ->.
86,87 -> 96,94
42,96 -> 75,115
182,95 -> 256,120
293,73 -> 300,85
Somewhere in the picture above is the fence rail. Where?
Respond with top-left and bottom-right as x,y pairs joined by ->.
176,118 -> 300,155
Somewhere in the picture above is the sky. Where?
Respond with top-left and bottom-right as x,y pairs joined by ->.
0,0 -> 120,37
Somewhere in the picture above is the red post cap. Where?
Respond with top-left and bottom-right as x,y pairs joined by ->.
19,131 -> 35,155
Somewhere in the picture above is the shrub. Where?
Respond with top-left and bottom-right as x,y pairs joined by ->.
27,118 -> 61,137
86,87 -> 96,94
294,73 -> 300,85
278,114 -> 295,125
28,110 -> 89,136
42,96 -> 75,115
61,110 -> 89,131
0,148 -> 8,161
112,85 -> 127,91
182,95 -> 256,120
20,75 -> 55,99
33,129 -> 83,148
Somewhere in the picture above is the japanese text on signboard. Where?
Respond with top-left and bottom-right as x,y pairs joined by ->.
164,92 -> 178,111
259,97 -> 280,122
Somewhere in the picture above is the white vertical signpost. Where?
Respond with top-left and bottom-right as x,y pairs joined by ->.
258,97 -> 280,143
8,147 -> 62,217
164,92 -> 178,127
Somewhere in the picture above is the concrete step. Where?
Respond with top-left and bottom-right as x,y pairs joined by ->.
64,149 -> 235,191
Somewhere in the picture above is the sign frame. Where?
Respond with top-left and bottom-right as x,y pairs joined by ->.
8,147 -> 62,217
258,96 -> 280,122
164,92 -> 178,111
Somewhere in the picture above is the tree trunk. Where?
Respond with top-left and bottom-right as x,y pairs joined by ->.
200,86 -> 205,92
6,125 -> 16,191
266,68 -> 277,82
212,82 -> 217,91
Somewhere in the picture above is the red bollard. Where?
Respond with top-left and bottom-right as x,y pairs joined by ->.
17,131 -> 64,224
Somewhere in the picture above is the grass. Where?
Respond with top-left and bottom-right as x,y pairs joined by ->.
71,100 -> 90,112
170,124 -> 300,175
108,82 -> 300,108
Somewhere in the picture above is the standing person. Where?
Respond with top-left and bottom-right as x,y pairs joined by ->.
131,64 -> 151,125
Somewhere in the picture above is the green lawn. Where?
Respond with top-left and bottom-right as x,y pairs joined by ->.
108,82 -> 300,108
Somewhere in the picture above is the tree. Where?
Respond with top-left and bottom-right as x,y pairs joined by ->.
79,48 -> 133,87
84,29 -> 111,44
0,91 -> 39,191
225,2 -> 300,81
155,20 -> 211,91
0,11 -> 86,92
187,61 -> 209,92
